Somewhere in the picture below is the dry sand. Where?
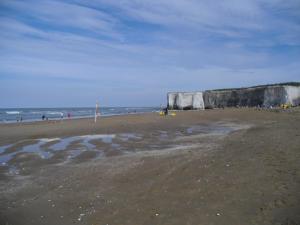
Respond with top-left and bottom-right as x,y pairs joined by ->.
0,108 -> 299,225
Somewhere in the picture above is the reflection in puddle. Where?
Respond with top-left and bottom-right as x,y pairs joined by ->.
49,134 -> 116,151
81,134 -> 116,144
50,136 -> 81,151
22,139 -> 59,158
1,154 -> 14,165
0,144 -> 13,154
0,133 -> 134,165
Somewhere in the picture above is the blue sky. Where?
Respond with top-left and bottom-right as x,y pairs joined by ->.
0,0 -> 299,107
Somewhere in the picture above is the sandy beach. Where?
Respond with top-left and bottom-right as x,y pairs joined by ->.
0,108 -> 299,225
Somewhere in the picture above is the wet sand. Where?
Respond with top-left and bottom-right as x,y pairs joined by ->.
0,108 -> 300,225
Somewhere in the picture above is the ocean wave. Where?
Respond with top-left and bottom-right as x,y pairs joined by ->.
6,111 -> 20,115
77,110 -> 92,113
30,111 -> 43,114
46,111 -> 63,115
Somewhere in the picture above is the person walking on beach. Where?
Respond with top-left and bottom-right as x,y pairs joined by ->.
42,114 -> 45,120
60,112 -> 63,121
67,113 -> 71,119
164,107 -> 168,116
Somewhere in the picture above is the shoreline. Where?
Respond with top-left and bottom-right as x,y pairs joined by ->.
0,107 -> 297,145
0,111 -> 159,125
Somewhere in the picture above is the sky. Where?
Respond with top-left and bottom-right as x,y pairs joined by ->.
0,0 -> 299,107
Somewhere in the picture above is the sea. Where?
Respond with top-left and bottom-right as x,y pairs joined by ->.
0,107 -> 161,123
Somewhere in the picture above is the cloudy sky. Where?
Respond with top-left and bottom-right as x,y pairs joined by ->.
0,0 -> 299,107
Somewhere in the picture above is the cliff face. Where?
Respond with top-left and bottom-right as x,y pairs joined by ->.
168,84 -> 300,110
204,85 -> 300,108
203,87 -> 265,108
285,86 -> 300,106
167,92 -> 205,110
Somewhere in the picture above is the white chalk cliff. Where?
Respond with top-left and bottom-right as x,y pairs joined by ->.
168,83 -> 300,110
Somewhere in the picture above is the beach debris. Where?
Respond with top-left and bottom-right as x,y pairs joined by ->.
155,213 -> 159,216
226,164 -> 230,167
216,212 -> 221,216
78,213 -> 85,221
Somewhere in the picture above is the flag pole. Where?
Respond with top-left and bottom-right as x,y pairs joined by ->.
95,101 -> 99,123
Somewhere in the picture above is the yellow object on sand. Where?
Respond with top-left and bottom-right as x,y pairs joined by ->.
159,111 -> 165,116
170,112 -> 176,116
282,104 -> 290,109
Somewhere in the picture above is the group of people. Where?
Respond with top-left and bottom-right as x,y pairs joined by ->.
41,112 -> 72,121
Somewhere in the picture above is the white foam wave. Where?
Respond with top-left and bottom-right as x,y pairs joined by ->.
30,111 -> 43,114
6,111 -> 20,115
46,112 -> 62,115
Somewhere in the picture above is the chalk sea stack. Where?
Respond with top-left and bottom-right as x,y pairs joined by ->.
168,82 -> 300,110
167,92 -> 205,110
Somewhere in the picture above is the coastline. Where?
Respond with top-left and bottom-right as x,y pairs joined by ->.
0,107 -> 160,124
0,111 -> 157,125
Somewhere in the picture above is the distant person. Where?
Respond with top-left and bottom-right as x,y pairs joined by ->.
164,107 -> 168,116
20,116 -> 23,122
60,112 -> 64,120
67,113 -> 71,119
42,115 -> 45,120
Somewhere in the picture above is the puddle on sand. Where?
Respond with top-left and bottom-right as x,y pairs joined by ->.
80,134 -> 116,144
0,124 -> 246,175
1,154 -> 14,166
0,138 -> 59,164
0,133 -> 130,166
49,134 -> 117,151
118,133 -> 142,142
159,131 -> 169,139
112,143 -> 121,149
49,136 -> 81,151
22,138 -> 59,158
0,144 -> 14,154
